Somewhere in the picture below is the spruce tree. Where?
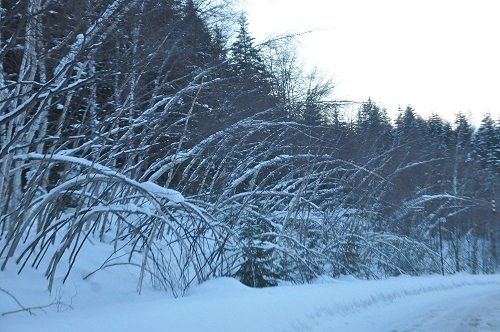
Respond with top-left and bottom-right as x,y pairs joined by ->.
181,0 -> 213,69
354,99 -> 392,158
473,113 -> 500,172
226,15 -> 275,122
230,15 -> 268,81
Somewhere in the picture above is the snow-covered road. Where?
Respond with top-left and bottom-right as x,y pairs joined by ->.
313,285 -> 500,332
406,290 -> 500,332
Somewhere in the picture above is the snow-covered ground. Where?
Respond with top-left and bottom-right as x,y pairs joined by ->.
1,243 -> 500,332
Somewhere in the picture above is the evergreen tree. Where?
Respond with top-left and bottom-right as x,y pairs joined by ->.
393,106 -> 427,153
395,106 -> 425,136
454,112 -> 473,151
230,15 -> 268,82
473,113 -> 500,172
425,113 -> 454,191
226,15 -> 275,121
181,0 -> 213,69
357,99 -> 391,134
427,113 -> 453,151
354,99 -> 393,158
235,219 -> 280,288
210,26 -> 229,66
390,106 -> 428,192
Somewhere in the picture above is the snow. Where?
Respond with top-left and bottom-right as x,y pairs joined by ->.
346,286 -> 500,332
2,243 -> 500,332
140,181 -> 184,203
230,154 -> 293,188
0,91 -> 39,125
14,153 -> 184,204
53,34 -> 84,77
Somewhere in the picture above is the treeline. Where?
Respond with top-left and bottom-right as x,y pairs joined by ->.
0,0 -> 498,295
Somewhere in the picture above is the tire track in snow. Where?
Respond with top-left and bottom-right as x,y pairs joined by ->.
284,279 -> 500,332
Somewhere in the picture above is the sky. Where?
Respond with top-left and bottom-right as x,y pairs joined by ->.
242,0 -> 500,125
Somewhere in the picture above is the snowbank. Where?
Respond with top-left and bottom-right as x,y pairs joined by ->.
2,259 -> 500,332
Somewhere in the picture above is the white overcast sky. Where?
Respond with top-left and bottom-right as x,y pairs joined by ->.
241,0 -> 500,124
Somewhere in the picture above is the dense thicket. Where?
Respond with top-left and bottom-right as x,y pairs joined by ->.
1,0 -> 498,295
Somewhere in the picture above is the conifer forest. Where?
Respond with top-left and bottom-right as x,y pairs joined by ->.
0,0 -> 499,296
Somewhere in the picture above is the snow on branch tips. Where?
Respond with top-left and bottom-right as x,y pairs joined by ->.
1,153 -> 222,296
